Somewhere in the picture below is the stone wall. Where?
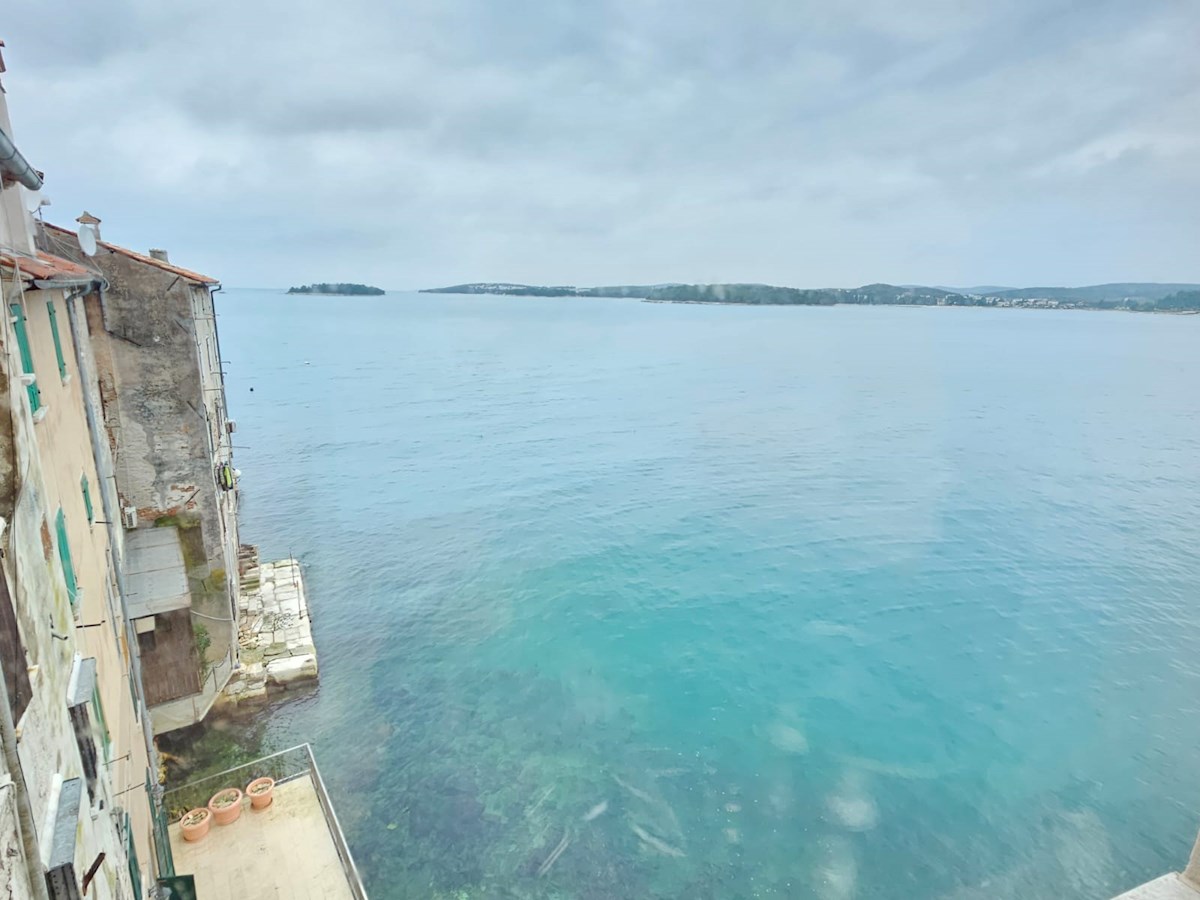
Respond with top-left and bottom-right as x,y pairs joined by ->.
89,255 -> 225,569
71,249 -> 240,722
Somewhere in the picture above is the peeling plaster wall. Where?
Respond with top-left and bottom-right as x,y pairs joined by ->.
0,768 -> 35,900
92,256 -> 223,555
75,253 -> 239,722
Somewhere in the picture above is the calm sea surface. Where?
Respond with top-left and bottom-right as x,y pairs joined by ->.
217,291 -> 1200,899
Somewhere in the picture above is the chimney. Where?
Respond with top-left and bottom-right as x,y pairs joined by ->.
149,248 -> 169,262
76,210 -> 101,241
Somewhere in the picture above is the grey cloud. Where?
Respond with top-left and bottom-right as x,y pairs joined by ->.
4,0 -> 1199,289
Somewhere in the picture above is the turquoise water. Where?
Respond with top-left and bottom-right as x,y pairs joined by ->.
218,291 -> 1200,899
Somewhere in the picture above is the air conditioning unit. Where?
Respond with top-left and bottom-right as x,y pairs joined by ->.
226,420 -> 237,434
121,507 -> 137,530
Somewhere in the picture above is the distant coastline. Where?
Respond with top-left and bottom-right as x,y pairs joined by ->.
288,282 -> 384,296
421,282 -> 1200,312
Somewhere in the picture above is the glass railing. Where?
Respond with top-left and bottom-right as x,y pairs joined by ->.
162,743 -> 366,899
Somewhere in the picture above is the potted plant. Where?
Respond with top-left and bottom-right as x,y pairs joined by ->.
208,787 -> 243,825
246,776 -> 275,810
180,807 -> 212,842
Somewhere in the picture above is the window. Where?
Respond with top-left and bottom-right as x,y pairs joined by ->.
8,303 -> 41,413
47,300 -> 68,379
128,664 -> 141,723
54,509 -> 78,606
126,812 -> 143,900
81,474 -> 94,524
69,701 -> 99,803
68,657 -> 100,804
137,627 -> 157,653
91,685 -> 111,763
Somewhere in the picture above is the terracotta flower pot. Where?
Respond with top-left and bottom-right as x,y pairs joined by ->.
180,808 -> 212,843
208,787 -> 243,825
246,776 -> 275,810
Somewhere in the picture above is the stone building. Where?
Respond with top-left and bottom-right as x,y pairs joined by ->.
39,223 -> 241,735
0,59 -> 155,899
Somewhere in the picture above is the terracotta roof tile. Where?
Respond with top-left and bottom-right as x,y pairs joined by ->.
43,222 -> 219,285
0,249 -> 96,282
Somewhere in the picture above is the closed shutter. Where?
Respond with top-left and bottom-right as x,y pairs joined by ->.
126,812 -> 143,900
81,475 -> 94,524
8,303 -> 41,412
48,300 -> 68,379
54,509 -> 78,606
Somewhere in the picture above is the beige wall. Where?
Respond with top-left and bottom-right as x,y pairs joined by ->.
13,281 -> 152,897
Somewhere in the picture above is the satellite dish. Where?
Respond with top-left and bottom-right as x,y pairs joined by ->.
24,190 -> 47,213
78,225 -> 98,257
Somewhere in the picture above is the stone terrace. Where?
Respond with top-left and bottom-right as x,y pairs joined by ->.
222,546 -> 319,703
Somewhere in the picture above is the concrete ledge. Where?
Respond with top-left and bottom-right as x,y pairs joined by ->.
1113,874 -> 1200,899
221,548 -> 320,705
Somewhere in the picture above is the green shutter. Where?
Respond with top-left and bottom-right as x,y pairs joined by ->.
126,812 -> 143,900
8,303 -> 41,413
81,474 -> 94,524
129,668 -> 141,722
54,508 -> 78,606
91,684 -> 111,761
47,300 -> 67,379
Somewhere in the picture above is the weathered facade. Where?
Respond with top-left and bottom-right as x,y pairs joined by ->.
39,223 -> 241,734
1,63 -> 156,899
0,35 -> 354,899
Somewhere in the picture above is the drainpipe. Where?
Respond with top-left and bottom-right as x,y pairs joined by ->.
63,289 -> 166,868
0,126 -> 43,191
0,551 -> 51,900
207,284 -> 241,630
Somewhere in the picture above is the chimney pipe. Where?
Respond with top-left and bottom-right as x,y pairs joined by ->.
149,249 -> 169,262
75,211 -> 100,241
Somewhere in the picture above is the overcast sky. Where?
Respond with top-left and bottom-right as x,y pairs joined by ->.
4,1 -> 1199,289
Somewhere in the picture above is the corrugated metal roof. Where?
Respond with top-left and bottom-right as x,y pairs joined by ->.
0,249 -> 95,282
43,222 -> 219,285
124,528 -> 191,618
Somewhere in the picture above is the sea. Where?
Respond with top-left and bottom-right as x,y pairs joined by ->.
215,289 -> 1200,899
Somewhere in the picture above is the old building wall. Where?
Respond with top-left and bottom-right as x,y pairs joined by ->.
1,279 -> 138,900
0,760 -> 35,900
189,284 -> 241,598
34,225 -> 241,732
84,255 -> 239,716
21,283 -> 153,853
64,289 -> 158,878
94,255 -> 222,557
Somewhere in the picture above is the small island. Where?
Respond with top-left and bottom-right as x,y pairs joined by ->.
288,283 -> 385,296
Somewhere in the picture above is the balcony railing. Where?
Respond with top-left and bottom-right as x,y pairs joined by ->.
163,743 -> 366,899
